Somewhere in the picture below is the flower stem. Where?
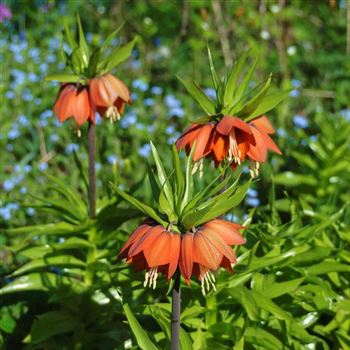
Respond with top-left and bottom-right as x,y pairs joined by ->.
88,121 -> 96,218
170,271 -> 181,350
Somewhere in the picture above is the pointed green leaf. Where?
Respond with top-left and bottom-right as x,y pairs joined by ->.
207,45 -> 220,90
63,18 -> 78,50
172,145 -> 185,212
45,74 -> 81,83
245,90 -> 290,121
123,304 -> 159,350
230,51 -> 260,109
109,182 -> 167,227
76,13 -> 89,66
180,143 -> 196,211
150,142 -> 175,214
101,21 -> 124,50
177,77 -> 216,115
224,50 -> 251,106
100,37 -> 137,73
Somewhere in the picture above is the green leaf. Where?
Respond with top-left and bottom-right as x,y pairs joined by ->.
87,48 -> 101,77
180,144 -> 196,211
245,90 -> 290,121
177,76 -> 216,115
245,327 -> 283,350
31,311 -> 78,344
11,255 -> 86,277
172,144 -> 185,212
238,74 -> 272,118
5,221 -> 91,237
207,45 -> 220,92
260,277 -> 305,299
101,21 -> 124,50
45,74 -> 81,83
71,47 -> 87,74
230,51 -> 260,109
63,17 -> 78,50
101,37 -> 138,73
224,50 -> 251,106
76,13 -> 89,66
0,273 -> 84,294
123,303 -> 159,350
109,182 -> 167,227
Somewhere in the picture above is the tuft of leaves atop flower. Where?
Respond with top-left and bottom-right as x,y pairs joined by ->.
46,14 -> 137,84
178,46 -> 290,124
110,143 -> 250,233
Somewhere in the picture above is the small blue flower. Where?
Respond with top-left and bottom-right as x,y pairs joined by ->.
34,98 -> 42,105
38,163 -> 48,171
246,197 -> 260,207
291,79 -> 302,88
147,125 -> 155,133
247,188 -> 258,198
6,144 -> 13,151
165,125 -> 175,135
139,143 -> 151,158
20,187 -> 27,194
132,79 -> 148,92
289,89 -> 300,98
7,202 -> 19,211
107,155 -> 118,164
26,208 -> 36,216
165,95 -> 181,109
5,91 -> 15,99
46,53 -> 56,63
204,88 -> 216,100
95,163 -> 101,171
120,114 -> 137,128
22,89 -> 33,101
144,98 -> 154,107
3,179 -> 16,191
293,114 -> 308,129
24,165 -> 32,173
14,53 -> 25,63
18,114 -> 29,126
151,86 -> 163,95
65,143 -> 79,154
277,128 -> 286,137
8,129 -> 20,140
309,135 -> 318,142
28,72 -> 39,82
50,134 -> 59,143
49,38 -> 60,49
339,109 -> 350,121
39,63 -> 48,74
40,110 -> 53,119
0,207 -> 11,220
28,47 -> 40,59
168,107 -> 185,117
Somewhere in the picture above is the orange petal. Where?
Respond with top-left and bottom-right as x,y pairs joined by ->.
217,116 -> 251,135
251,115 -> 275,134
128,225 -> 164,257
193,123 -> 214,161
176,124 -> 202,150
73,88 -> 91,126
259,132 -> 282,155
167,233 -> 181,280
193,231 -> 222,269
212,132 -> 229,162
205,219 -> 245,245
247,126 -> 268,162
179,232 -> 194,284
105,74 -> 130,102
144,231 -> 172,267
118,224 -> 151,259
220,256 -> 235,273
201,226 -> 236,262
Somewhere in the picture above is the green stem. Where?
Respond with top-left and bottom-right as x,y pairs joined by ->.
88,121 -> 96,218
170,271 -> 181,350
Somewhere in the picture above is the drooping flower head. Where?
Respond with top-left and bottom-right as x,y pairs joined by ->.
113,143 -> 249,293
118,221 -> 181,288
180,219 -> 245,294
176,48 -> 287,177
54,83 -> 94,128
47,15 -> 136,130
176,115 -> 281,177
90,73 -> 131,123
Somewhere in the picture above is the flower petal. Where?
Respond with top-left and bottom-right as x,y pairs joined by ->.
217,116 -> 251,135
205,219 -> 245,245
247,126 -> 268,162
193,231 -> 222,269
251,115 -> 275,134
176,124 -> 202,150
167,233 -> 181,280
193,123 -> 214,161
144,231 -> 172,267
179,232 -> 194,284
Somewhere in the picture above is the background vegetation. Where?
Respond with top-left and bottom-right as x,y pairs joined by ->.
1,0 -> 350,349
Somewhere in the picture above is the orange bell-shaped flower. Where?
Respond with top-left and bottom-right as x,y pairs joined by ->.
118,222 -> 181,288
53,83 -> 94,127
90,73 -> 131,123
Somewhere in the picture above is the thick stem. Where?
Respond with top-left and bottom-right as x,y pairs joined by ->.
170,272 -> 181,350
88,122 -> 96,218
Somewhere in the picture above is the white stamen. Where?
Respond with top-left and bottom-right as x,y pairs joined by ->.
76,129 -> 81,138
201,277 -> 206,296
106,106 -> 120,123
144,267 -> 158,289
249,161 -> 260,178
229,129 -> 242,165
200,271 -> 217,296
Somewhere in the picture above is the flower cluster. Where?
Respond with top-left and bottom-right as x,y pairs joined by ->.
118,219 -> 245,294
176,115 -> 281,177
54,73 -> 131,128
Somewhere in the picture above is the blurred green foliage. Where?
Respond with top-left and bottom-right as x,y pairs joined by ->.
1,0 -> 350,349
